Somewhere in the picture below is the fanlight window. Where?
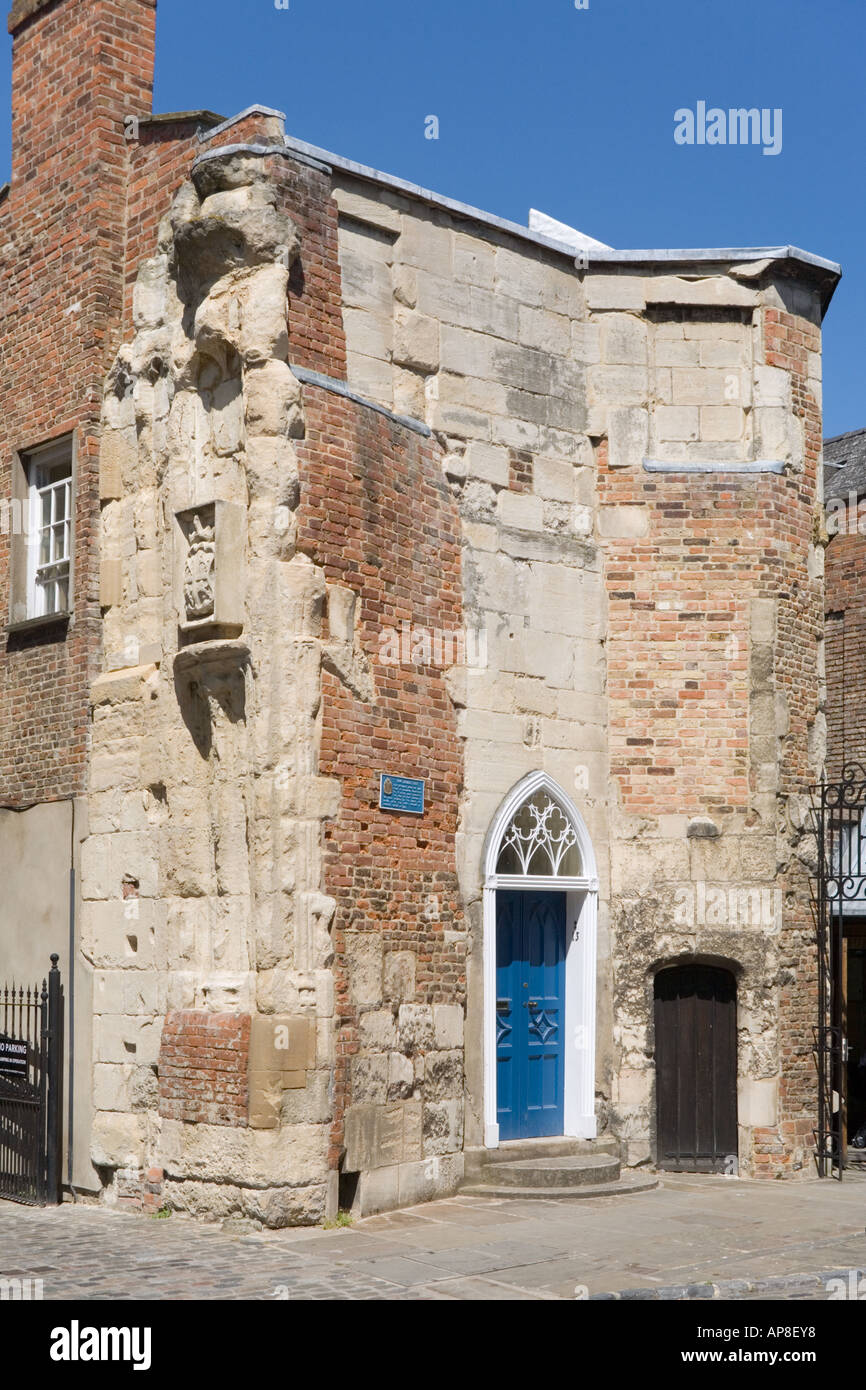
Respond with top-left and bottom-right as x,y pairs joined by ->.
496,791 -> 582,877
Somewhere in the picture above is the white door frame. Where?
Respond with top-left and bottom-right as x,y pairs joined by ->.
482,771 -> 599,1148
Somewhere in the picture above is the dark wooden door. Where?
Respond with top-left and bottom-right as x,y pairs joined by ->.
654,965 -> 737,1173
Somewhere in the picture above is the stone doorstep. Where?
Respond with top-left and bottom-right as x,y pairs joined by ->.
464,1135 -> 621,1182
460,1173 -> 660,1201
590,1267 -> 866,1301
461,1135 -> 660,1200
478,1154 -> 622,1189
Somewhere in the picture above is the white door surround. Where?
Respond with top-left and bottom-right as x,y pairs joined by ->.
482,771 -> 599,1148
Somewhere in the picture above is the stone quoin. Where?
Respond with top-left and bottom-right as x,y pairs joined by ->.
0,0 -> 841,1222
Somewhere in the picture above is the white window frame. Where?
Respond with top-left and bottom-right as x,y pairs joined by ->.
24,440 -> 73,619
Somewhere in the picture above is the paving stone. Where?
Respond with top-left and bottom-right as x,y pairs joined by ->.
2,1175 -> 866,1300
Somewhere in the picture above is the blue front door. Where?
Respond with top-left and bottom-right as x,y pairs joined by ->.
496,890 -> 566,1140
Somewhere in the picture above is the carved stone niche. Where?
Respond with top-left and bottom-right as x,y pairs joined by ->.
173,500 -> 245,640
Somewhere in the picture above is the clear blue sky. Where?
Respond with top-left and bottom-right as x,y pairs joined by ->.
1,0 -> 862,436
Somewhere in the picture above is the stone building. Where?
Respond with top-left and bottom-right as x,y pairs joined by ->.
0,0 -> 842,1223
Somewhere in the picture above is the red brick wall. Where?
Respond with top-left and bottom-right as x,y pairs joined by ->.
274,159 -> 348,379
601,307 -> 822,826
295,389 -> 465,1170
601,468 -> 752,815
0,0 -> 156,804
824,531 -> 866,775
761,308 -> 824,1172
601,302 -> 824,1174
158,1011 -> 251,1126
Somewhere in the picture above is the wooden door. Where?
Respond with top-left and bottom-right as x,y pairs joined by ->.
496,890 -> 566,1141
654,965 -> 738,1173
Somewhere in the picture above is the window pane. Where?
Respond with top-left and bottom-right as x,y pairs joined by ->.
25,443 -> 73,620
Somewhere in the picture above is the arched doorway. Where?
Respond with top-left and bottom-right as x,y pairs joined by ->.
654,964 -> 738,1173
482,773 -> 599,1147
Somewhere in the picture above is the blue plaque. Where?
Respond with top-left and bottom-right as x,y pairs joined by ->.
379,774 -> 425,815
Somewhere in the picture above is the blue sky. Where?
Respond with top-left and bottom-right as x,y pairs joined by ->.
1,0 -> 862,436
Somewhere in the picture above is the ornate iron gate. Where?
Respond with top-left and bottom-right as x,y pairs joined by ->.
811,765 -> 866,1180
0,955 -> 64,1205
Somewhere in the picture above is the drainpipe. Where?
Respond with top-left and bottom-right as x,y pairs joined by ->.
67,799 -> 75,1189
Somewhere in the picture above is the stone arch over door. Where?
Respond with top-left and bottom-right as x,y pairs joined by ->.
482,772 -> 599,1147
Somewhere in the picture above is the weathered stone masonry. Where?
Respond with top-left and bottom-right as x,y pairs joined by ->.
0,0 -> 842,1223
330,172 -> 837,1181
83,102 -> 468,1219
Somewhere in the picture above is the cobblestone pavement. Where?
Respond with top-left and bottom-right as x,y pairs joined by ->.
1,1173 -> 865,1300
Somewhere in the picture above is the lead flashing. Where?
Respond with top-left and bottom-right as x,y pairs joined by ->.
193,141 -> 331,175
280,133 -> 841,286
198,105 -> 287,145
643,459 -> 787,475
143,110 -> 225,129
291,366 -> 432,437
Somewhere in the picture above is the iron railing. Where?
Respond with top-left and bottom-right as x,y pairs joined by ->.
0,955 -> 63,1205
811,765 -> 866,1179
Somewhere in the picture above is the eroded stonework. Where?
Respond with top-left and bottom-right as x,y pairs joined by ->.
85,147 -> 342,1224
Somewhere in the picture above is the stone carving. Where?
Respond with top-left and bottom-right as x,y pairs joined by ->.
183,513 -> 216,622
174,500 -> 245,637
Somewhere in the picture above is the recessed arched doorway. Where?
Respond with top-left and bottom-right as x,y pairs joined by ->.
654,963 -> 738,1173
482,773 -> 599,1148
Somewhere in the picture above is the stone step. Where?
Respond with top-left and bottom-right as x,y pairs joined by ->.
482,1153 -> 621,1188
461,1173 -> 660,1201
463,1136 -> 620,1182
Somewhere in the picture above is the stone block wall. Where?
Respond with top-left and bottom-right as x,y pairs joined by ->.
84,112 -> 469,1222
333,182 -> 831,1178
86,128 -> 341,1224
0,0 -> 837,1227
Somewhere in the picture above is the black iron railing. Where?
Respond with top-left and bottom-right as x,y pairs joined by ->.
0,955 -> 63,1205
810,765 -> 866,1180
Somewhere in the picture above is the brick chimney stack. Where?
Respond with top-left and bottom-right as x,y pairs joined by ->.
8,0 -> 156,185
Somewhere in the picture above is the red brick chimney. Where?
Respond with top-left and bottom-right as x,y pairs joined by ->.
4,0 -> 157,436
9,0 -> 156,182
